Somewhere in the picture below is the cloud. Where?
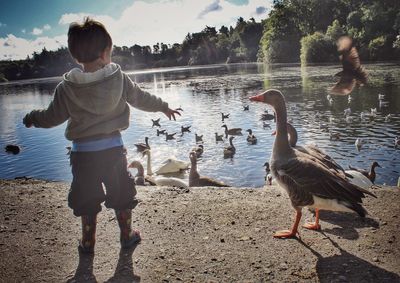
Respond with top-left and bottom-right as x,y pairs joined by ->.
21,29 -> 26,34
1,0 -> 272,60
198,0 -> 223,19
0,22 -> 6,27
43,24 -> 51,30
0,34 -> 67,60
32,28 -> 43,35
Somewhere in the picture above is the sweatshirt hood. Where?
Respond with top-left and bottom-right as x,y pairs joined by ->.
61,63 -> 124,115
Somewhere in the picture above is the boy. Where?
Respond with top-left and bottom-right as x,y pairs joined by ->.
23,18 -> 181,254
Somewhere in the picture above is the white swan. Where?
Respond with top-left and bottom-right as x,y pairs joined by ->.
345,170 -> 374,189
138,149 -> 189,189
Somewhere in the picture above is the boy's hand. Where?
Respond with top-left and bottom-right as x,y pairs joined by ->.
23,114 -> 33,128
163,108 -> 181,121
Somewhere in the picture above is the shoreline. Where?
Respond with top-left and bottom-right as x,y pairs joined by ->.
0,179 -> 399,282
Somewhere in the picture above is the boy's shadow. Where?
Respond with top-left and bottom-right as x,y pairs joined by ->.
67,251 -> 97,283
105,245 -> 141,283
316,210 -> 379,240
297,233 -> 399,282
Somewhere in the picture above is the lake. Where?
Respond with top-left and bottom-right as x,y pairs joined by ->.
0,62 -> 399,187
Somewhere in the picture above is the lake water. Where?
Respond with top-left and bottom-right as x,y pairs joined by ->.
0,62 -> 399,187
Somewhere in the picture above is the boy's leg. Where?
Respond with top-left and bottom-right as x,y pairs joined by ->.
115,209 -> 141,248
102,146 -> 141,248
79,214 -> 97,254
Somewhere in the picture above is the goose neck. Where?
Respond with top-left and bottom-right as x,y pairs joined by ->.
272,101 -> 291,155
146,152 -> 153,175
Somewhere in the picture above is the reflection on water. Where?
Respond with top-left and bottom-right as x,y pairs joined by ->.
0,62 -> 399,187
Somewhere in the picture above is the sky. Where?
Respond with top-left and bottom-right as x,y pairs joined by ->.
0,0 -> 272,61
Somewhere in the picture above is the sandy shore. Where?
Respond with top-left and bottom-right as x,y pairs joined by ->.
0,179 -> 399,282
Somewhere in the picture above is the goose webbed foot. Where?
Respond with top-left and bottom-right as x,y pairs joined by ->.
302,222 -> 321,230
273,229 -> 299,239
303,208 -> 320,230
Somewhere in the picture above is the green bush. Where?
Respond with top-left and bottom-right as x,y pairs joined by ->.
300,32 -> 336,65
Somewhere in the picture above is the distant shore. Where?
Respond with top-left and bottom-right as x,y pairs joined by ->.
0,178 -> 399,282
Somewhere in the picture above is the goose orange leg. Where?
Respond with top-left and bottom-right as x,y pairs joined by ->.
303,208 -> 321,230
273,210 -> 301,238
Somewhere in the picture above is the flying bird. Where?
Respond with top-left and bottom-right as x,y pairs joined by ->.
330,36 -> 367,96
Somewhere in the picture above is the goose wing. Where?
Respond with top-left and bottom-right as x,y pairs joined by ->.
275,154 -> 376,210
302,145 -> 345,175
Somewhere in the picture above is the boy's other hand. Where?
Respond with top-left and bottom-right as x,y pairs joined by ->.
163,108 -> 181,121
23,114 -> 33,128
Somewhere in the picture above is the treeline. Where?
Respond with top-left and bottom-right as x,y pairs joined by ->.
259,0 -> 400,64
0,17 -> 263,82
1,1 -> 399,82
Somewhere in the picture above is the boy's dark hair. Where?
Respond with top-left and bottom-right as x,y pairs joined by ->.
68,17 -> 112,63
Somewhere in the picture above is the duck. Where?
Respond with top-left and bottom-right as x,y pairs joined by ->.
192,144 -> 204,158
246,129 -> 257,145
195,133 -> 203,143
285,123 -> 373,190
129,155 -> 188,189
221,124 -> 242,138
5,144 -> 20,154
181,125 -> 191,135
329,132 -> 340,141
260,111 -> 275,121
243,105 -> 249,111
250,89 -> 376,238
134,137 -> 150,152
165,132 -> 176,141
223,136 -> 236,158
348,161 -> 381,183
215,132 -> 224,142
385,114 -> 392,122
355,138 -> 363,151
344,108 -> 351,117
263,122 -> 271,129
189,152 -> 230,187
330,36 -> 367,96
221,112 -> 230,122
151,118 -> 161,127
156,129 -> 166,136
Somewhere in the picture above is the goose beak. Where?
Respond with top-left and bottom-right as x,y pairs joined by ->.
249,93 -> 264,102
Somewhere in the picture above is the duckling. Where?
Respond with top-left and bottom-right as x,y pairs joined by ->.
221,112 -> 230,122
157,129 -> 166,136
191,144 -> 204,158
223,136 -> 236,158
195,133 -> 203,143
215,132 -> 224,142
151,118 -> 161,127
5,144 -> 20,154
165,132 -> 176,141
246,129 -> 257,145
221,124 -> 242,138
134,137 -> 150,152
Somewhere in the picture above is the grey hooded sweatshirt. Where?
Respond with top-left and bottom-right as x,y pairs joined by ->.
25,64 -> 169,141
